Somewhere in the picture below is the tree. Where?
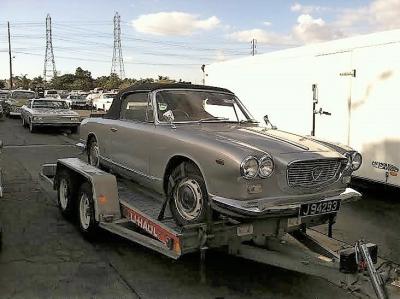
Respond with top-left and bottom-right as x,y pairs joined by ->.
156,75 -> 175,84
73,67 -> 94,91
30,76 -> 44,89
0,80 -> 5,89
12,75 -> 31,90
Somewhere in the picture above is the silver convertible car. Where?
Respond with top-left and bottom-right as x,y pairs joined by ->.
79,83 -> 362,226
21,98 -> 80,133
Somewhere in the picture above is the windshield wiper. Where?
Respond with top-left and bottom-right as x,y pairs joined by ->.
198,117 -> 230,122
240,119 -> 259,124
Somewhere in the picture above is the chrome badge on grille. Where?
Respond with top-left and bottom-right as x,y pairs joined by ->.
311,166 -> 324,181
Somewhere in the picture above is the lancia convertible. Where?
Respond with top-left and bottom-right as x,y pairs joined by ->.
79,83 -> 362,226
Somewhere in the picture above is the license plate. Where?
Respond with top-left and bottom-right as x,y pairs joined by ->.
299,199 -> 341,218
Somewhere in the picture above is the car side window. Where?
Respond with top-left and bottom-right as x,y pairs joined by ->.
120,92 -> 153,122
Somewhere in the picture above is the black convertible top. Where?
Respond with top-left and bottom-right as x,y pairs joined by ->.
105,83 -> 234,119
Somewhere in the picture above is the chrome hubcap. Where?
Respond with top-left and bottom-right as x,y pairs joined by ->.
79,193 -> 91,230
174,179 -> 203,221
59,179 -> 68,210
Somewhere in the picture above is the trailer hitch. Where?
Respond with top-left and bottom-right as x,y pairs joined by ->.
356,241 -> 388,299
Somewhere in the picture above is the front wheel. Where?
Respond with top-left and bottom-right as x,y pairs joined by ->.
29,121 -> 36,133
77,182 -> 98,238
168,162 -> 209,226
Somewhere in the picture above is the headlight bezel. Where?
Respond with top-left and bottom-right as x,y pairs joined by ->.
258,155 -> 274,178
240,156 -> 259,179
345,151 -> 362,171
351,152 -> 362,171
240,154 -> 275,179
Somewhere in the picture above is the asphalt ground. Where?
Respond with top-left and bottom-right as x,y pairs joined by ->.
0,116 -> 399,299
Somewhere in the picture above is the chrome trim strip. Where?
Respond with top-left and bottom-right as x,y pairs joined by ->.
100,155 -> 162,182
210,188 -> 361,215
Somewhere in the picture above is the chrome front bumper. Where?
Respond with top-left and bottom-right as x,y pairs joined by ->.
210,188 -> 361,218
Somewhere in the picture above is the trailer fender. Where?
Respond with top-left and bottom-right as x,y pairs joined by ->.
55,158 -> 121,222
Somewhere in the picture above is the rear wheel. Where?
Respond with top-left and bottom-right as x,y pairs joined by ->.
77,182 -> 98,238
168,162 -> 208,226
87,138 -> 100,167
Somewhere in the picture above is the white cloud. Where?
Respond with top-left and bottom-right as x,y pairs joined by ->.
131,12 -> 220,36
228,28 -> 295,45
337,0 -> 400,31
291,3 -> 302,12
293,14 -> 344,43
263,21 -> 272,26
290,2 -> 330,14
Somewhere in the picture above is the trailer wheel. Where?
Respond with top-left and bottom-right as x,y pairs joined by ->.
168,162 -> 208,226
57,170 -> 76,218
77,182 -> 98,238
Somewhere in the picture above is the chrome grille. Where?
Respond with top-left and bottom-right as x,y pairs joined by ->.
287,159 -> 344,187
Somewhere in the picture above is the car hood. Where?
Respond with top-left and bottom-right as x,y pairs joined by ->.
31,108 -> 79,117
10,99 -> 30,107
191,124 -> 339,155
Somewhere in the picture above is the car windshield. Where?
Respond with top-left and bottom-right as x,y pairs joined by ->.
32,100 -> 69,109
156,90 -> 256,123
12,91 -> 35,99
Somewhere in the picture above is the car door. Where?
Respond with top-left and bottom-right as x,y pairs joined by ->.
109,92 -> 155,182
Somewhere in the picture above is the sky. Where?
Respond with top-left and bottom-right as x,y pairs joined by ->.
1,0 -> 400,84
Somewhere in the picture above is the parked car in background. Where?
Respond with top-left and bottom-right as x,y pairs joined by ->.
4,90 -> 36,117
80,83 -> 362,226
45,93 -> 61,100
21,98 -> 80,133
67,93 -> 91,109
92,92 -> 117,111
0,104 -> 4,120
0,90 -> 10,106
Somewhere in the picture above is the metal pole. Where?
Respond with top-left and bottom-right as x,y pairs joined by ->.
311,84 -> 317,136
7,22 -> 13,90
357,242 -> 387,299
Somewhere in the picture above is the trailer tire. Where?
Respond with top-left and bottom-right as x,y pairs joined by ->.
168,162 -> 208,226
57,170 -> 76,218
77,182 -> 98,238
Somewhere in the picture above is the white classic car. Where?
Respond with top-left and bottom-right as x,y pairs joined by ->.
21,98 -> 81,133
92,92 -> 117,111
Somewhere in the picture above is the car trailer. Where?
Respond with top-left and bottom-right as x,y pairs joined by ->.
39,158 -> 400,299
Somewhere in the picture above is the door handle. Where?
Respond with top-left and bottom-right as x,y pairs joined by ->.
110,127 -> 118,132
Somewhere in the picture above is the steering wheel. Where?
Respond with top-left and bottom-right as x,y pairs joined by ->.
171,109 -> 190,120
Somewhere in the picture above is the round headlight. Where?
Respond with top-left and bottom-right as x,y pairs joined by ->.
241,156 -> 259,179
259,155 -> 274,178
351,152 -> 362,171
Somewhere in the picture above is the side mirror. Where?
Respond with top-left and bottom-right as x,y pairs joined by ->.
163,110 -> 175,122
263,114 -> 277,130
